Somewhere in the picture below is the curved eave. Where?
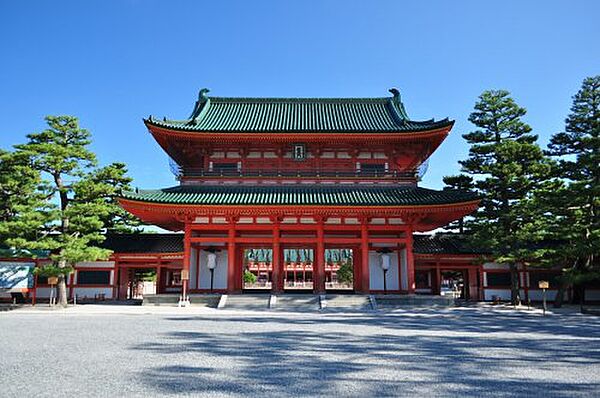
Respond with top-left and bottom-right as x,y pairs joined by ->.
143,118 -> 454,141
117,197 -> 479,232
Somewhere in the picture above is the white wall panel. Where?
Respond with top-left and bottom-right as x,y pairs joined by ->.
369,251 -> 399,291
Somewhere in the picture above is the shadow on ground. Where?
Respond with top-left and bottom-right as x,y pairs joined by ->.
132,308 -> 600,396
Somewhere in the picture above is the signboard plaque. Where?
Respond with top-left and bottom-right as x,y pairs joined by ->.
538,281 -> 549,289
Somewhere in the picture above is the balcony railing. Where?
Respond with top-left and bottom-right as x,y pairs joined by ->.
177,168 -> 417,180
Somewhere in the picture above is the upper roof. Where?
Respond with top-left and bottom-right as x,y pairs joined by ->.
145,88 -> 453,133
121,184 -> 478,207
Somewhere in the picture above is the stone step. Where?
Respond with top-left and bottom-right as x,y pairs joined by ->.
142,294 -> 221,307
142,294 -> 179,306
322,294 -> 373,311
375,294 -> 455,308
271,294 -> 320,312
222,294 -> 270,310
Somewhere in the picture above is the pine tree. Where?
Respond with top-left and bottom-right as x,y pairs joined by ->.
6,116 -> 139,306
442,175 -> 474,233
545,76 -> 600,306
460,90 -> 550,304
0,150 -> 50,254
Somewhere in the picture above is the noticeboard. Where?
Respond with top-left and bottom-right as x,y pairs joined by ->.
538,280 -> 549,289
181,270 -> 189,281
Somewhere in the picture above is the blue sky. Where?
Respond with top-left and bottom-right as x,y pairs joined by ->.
1,1 -> 598,190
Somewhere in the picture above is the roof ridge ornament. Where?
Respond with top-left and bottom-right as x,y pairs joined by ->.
188,88 -> 211,124
388,87 -> 410,121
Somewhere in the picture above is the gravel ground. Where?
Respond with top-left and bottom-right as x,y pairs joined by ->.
1,306 -> 599,397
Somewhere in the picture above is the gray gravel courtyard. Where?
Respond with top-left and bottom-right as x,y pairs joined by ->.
1,306 -> 599,397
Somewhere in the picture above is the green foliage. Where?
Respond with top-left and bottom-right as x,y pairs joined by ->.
243,270 -> 257,284
454,90 -> 551,303
33,264 -> 74,277
336,259 -> 354,285
0,150 -> 50,246
442,174 -> 474,233
543,76 -> 600,287
1,115 -> 140,306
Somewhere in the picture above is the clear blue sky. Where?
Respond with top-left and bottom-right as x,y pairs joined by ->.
1,1 -> 598,190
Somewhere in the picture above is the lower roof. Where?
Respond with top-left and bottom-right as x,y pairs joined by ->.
100,233 -> 482,256
121,184 -> 478,207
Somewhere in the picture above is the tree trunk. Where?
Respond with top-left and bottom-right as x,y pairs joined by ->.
510,264 -> 520,305
57,259 -> 68,307
553,282 -> 566,308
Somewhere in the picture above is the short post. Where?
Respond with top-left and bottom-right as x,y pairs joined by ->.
48,276 -> 58,307
538,280 -> 549,316
179,269 -> 190,307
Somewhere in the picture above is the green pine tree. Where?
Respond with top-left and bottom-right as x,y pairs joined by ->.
5,116 -> 139,306
545,76 -> 600,306
459,90 -> 551,304
442,175 -> 474,233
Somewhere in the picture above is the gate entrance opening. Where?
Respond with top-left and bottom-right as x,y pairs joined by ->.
325,248 -> 354,291
242,248 -> 273,290
284,248 -> 314,291
440,270 -> 468,299
127,268 -> 157,299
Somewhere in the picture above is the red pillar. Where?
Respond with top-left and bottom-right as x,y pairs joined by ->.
314,220 -> 325,294
227,221 -> 237,293
468,268 -> 478,301
435,260 -> 442,295
182,222 -> 191,301
406,228 -> 415,294
360,219 -> 370,293
156,264 -> 162,294
271,221 -> 282,293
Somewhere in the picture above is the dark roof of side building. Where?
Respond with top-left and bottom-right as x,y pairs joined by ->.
100,233 -> 184,253
413,234 -> 487,255
100,233 -> 484,256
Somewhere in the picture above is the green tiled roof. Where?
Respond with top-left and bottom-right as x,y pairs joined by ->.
145,88 -> 453,133
121,185 -> 478,207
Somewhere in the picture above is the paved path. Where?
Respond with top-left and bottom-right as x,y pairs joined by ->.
1,306 -> 599,397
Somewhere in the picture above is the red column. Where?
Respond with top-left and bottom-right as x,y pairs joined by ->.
182,222 -> 191,301
156,265 -> 162,294
435,260 -> 442,295
406,228 -> 415,294
314,220 -> 325,294
227,221 -> 237,293
271,221 -> 282,293
468,268 -> 478,301
360,219 -> 370,293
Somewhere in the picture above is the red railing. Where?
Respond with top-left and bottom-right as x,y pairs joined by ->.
177,167 -> 417,179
